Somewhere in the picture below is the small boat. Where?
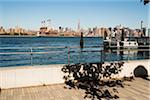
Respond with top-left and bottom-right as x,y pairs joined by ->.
104,37 -> 138,49
117,38 -> 138,48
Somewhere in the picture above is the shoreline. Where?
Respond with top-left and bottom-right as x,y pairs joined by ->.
0,35 -> 103,38
0,59 -> 148,69
0,35 -> 149,38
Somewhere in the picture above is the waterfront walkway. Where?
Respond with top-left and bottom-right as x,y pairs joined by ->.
0,78 -> 149,100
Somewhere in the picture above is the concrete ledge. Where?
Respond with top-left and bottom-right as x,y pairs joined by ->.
118,60 -> 150,77
0,64 -> 65,89
0,60 -> 149,89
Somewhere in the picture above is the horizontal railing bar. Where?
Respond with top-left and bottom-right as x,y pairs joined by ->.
69,45 -> 103,49
70,50 -> 102,53
0,45 -> 104,50
0,46 -> 68,50
0,47 -> 31,49
0,55 -> 68,61
112,49 -> 150,52
0,51 -> 102,55
0,45 -> 149,50
0,62 -> 30,66
0,49 -> 149,55
0,51 -> 66,55
0,58 -> 30,61
0,52 -> 32,55
109,45 -> 150,48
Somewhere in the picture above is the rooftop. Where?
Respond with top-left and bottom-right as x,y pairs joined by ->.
0,78 -> 149,100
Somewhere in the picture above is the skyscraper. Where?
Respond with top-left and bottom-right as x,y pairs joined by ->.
77,19 -> 80,32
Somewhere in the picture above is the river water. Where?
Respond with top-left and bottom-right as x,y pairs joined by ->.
0,37 -> 148,67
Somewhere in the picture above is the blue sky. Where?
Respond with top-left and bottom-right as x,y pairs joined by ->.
0,0 -> 149,30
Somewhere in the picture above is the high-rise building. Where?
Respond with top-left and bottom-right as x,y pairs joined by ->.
0,26 -> 5,34
77,19 -> 80,32
39,27 -> 48,34
9,28 -> 15,34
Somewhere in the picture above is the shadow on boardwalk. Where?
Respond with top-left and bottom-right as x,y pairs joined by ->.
61,62 -> 134,100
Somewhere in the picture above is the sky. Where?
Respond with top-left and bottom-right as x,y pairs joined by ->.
0,0 -> 149,30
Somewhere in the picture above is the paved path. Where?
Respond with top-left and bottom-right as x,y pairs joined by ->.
0,78 -> 149,100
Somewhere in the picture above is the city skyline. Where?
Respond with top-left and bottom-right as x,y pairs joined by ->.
0,0 -> 149,30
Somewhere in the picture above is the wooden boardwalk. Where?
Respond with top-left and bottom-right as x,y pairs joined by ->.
0,78 -> 149,100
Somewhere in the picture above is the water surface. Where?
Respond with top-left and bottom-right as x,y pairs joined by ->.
0,37 -> 148,67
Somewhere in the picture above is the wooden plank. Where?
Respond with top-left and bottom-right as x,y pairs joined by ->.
0,78 -> 149,100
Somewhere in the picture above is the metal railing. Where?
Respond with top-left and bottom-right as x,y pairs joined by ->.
0,45 -> 149,67
109,45 -> 149,52
0,46 -> 104,67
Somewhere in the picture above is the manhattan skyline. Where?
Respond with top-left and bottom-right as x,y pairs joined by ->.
0,0 -> 149,30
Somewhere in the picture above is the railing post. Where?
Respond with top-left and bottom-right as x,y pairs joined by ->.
127,47 -> 129,61
79,48 -> 81,63
101,50 -> 102,62
68,47 -> 70,64
30,47 -> 33,66
101,50 -> 104,62
101,45 -> 104,62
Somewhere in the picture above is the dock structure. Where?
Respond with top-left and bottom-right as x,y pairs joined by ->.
0,78 -> 149,100
0,47 -> 149,100
103,28 -> 150,50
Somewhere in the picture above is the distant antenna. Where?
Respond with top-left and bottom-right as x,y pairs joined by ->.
47,19 -> 51,29
77,19 -> 80,32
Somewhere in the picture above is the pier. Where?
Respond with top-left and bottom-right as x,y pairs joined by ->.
0,45 -> 149,98
0,78 -> 149,100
